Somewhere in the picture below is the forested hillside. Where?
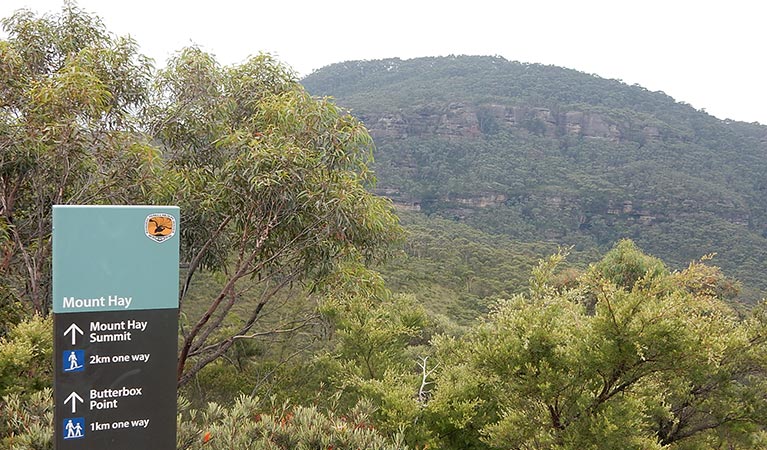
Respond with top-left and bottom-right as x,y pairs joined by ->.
303,56 -> 767,302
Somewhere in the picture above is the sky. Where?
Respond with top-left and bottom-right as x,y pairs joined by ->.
1,0 -> 766,124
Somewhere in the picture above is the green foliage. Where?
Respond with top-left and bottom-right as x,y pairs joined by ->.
418,242 -> 767,449
0,315 -> 52,397
1,391 -> 409,450
592,239 -> 667,289
319,262 -> 428,380
303,56 -> 699,118
0,316 -> 53,449
0,388 -> 53,450
307,262 -> 430,442
0,2 -> 159,315
147,45 -> 403,384
379,212 -> 585,325
177,395 -> 409,450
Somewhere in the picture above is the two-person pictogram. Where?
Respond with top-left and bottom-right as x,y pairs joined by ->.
64,417 -> 85,439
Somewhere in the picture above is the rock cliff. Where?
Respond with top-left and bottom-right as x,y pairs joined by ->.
361,103 -> 664,143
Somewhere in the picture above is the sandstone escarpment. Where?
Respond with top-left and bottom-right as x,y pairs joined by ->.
362,103 -> 665,144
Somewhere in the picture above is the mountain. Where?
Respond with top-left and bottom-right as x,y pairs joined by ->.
302,55 -> 767,304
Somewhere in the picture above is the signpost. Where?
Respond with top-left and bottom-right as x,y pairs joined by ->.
53,206 -> 179,449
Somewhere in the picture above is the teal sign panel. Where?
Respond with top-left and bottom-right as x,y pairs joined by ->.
52,205 -> 180,313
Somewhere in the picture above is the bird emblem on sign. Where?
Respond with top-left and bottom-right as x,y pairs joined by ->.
144,213 -> 176,243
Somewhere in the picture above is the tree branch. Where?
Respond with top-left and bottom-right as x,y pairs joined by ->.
177,217 -> 276,383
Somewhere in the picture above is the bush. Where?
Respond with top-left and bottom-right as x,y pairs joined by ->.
0,388 -> 53,450
178,395 -> 409,450
0,315 -> 52,398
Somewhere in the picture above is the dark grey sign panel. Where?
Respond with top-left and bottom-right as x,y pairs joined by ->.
54,309 -> 177,449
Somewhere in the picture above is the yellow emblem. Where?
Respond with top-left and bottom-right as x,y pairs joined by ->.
145,213 -> 176,243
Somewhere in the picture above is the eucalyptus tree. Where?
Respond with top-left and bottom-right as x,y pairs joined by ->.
0,2 -> 158,319
0,3 -> 402,389
147,47 -> 402,385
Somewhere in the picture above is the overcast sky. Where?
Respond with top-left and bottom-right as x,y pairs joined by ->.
2,0 -> 766,124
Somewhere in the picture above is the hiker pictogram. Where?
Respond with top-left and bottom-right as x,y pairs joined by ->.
64,350 -> 85,372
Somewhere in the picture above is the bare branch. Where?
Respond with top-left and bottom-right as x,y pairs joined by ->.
417,356 -> 439,405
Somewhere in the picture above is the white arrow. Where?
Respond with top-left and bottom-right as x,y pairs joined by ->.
64,323 -> 83,346
64,391 -> 84,413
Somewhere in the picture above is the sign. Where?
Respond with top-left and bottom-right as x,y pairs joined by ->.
53,206 -> 179,450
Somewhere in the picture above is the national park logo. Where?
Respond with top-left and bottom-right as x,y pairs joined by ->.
144,213 -> 176,243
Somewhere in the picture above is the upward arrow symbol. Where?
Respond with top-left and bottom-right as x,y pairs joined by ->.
64,323 -> 84,346
64,391 -> 84,413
